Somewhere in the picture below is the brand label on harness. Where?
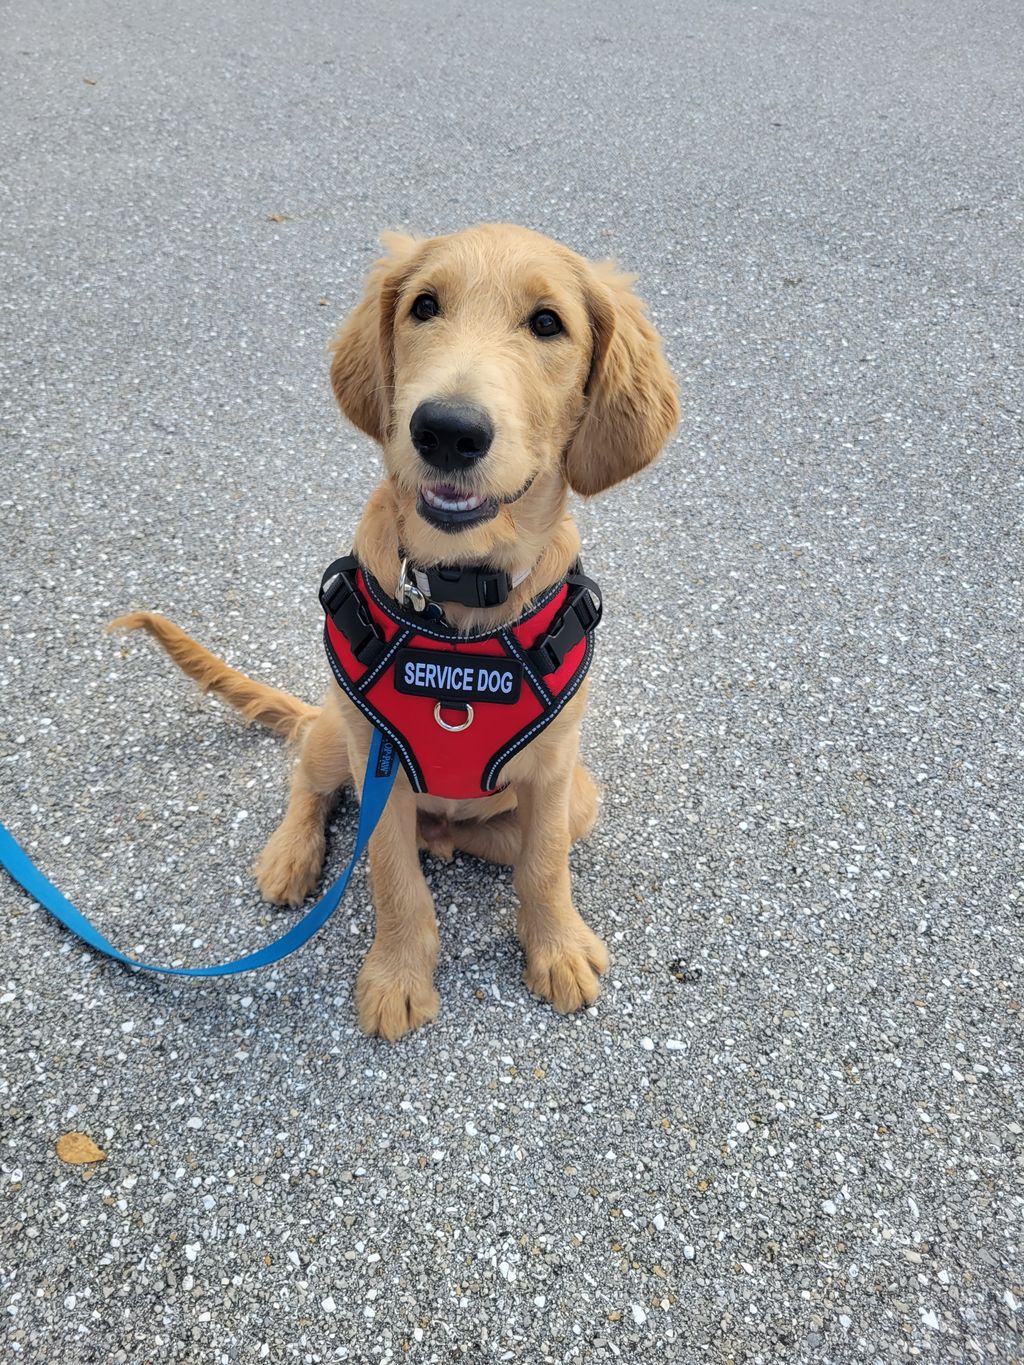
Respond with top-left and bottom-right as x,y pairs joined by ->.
393,649 -> 522,705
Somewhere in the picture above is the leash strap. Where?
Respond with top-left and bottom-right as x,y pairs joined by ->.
0,729 -> 398,978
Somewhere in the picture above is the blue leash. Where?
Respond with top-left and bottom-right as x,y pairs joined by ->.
0,730 -> 397,977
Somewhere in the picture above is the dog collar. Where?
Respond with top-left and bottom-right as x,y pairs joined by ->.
395,554 -> 534,613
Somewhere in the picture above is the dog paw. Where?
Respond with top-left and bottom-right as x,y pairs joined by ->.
522,921 -> 609,1013
254,824 -> 326,907
355,950 -> 440,1042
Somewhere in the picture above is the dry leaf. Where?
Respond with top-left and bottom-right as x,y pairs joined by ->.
83,77 -> 98,85
267,213 -> 291,223
317,298 -> 329,307
56,1132 -> 107,1165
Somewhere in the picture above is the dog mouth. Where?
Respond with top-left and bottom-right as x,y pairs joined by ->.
417,483 -> 499,531
416,476 -> 536,533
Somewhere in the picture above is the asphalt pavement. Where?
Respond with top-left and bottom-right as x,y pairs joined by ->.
1,1 -> 1022,1361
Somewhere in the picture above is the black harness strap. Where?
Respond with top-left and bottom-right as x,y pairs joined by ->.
319,556 -> 386,667
526,566 -> 603,676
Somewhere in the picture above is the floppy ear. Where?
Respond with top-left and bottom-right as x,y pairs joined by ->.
564,262 -> 680,496
329,231 -> 424,443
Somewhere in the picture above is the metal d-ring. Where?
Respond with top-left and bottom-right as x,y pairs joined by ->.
434,702 -> 474,732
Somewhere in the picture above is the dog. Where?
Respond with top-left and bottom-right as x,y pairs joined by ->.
112,224 -> 678,1040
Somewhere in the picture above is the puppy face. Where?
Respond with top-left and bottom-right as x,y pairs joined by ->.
389,231 -> 594,533
331,224 -> 679,554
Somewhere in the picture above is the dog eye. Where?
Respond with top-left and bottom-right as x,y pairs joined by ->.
411,294 -> 439,322
529,309 -> 564,339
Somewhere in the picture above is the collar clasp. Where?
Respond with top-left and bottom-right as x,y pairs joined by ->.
396,557 -> 428,613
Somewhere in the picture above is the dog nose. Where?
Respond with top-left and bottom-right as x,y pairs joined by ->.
410,400 -> 494,474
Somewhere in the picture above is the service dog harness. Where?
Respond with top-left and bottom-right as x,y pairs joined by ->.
0,555 -> 603,976
319,554 -> 602,800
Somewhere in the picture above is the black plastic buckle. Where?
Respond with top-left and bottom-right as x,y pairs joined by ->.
323,568 -> 385,666
428,565 -> 511,609
530,634 -> 564,675
529,609 -> 584,676
527,584 -> 602,676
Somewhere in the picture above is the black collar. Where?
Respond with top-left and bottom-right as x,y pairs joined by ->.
397,554 -> 531,611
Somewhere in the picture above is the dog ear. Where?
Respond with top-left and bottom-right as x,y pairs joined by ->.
564,261 -> 679,496
329,231 -> 424,443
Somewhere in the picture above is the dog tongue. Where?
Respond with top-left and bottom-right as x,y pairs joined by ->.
428,483 -> 462,500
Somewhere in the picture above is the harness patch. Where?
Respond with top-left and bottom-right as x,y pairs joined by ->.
393,649 -> 522,705
374,736 -> 397,778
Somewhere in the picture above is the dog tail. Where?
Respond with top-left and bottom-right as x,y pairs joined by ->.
108,611 -> 320,742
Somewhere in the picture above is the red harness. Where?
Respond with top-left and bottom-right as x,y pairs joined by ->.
319,556 -> 601,799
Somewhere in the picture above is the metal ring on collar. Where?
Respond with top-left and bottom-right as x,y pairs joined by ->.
434,702 -> 474,732
396,557 -> 427,613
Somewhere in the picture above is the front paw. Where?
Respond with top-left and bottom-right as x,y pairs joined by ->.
254,822 -> 326,907
355,946 -> 440,1041
522,919 -> 609,1013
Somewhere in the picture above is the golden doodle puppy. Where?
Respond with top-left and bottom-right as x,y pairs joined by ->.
114,224 -> 678,1040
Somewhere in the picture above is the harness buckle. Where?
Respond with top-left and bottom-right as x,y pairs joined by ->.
323,566 -> 385,665
527,584 -> 603,676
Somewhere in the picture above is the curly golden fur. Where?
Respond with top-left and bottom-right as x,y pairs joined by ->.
113,224 -> 678,1040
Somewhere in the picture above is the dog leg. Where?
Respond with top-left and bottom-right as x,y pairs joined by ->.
352,743 -> 440,1041
254,702 -> 351,906
567,761 -> 601,843
449,762 -> 600,866
448,811 -> 521,864
514,768 -> 609,1013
